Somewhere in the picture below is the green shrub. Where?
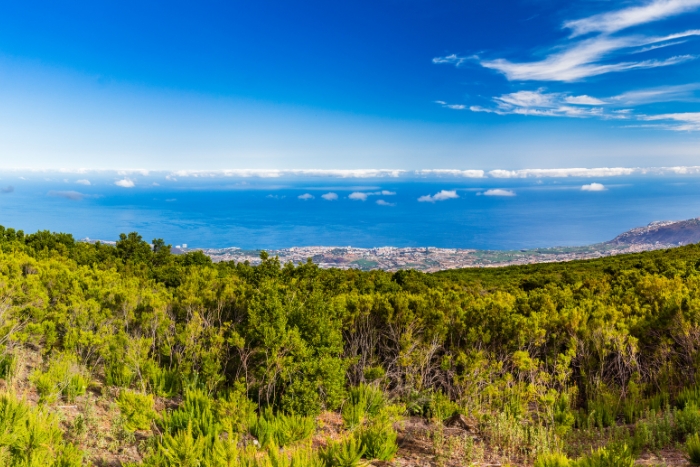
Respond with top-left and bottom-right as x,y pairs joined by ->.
576,444 -> 634,467
687,433 -> 700,465
145,363 -> 181,398
428,391 -> 460,422
534,452 -> 571,467
587,398 -> 617,430
342,384 -> 387,429
160,388 -> 220,439
319,437 -> 365,467
215,387 -> 258,434
678,386 -> 700,410
357,421 -> 398,461
630,408 -> 674,452
250,408 -> 315,448
0,353 -> 15,380
31,353 -> 89,403
0,392 -> 84,466
117,389 -> 157,432
342,401 -> 365,430
105,361 -> 135,388
677,403 -> 700,438
647,391 -> 670,412
622,400 -> 643,425
363,366 -> 385,383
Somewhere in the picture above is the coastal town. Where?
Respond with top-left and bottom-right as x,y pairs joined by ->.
191,242 -> 674,272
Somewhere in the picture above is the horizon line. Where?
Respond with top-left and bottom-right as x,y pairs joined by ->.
3,166 -> 700,178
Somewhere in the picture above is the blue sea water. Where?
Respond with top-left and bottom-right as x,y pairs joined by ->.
2,173 -> 700,250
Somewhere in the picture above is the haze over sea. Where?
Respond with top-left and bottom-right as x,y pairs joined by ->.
4,170 -> 700,251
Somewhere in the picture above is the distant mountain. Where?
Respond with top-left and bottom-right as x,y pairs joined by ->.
607,218 -> 700,246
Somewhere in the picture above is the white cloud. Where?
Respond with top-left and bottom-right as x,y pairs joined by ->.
76,179 -> 91,185
114,178 -> 135,188
610,84 -> 700,105
416,169 -> 485,178
117,169 -> 150,176
564,0 -> 700,37
349,192 -> 369,201
565,95 -> 608,105
489,167 -> 636,178
171,169 -> 405,178
418,190 -> 459,203
376,199 -> 395,206
639,112 -> 700,130
581,183 -> 606,191
321,192 -> 338,201
470,86 -> 700,126
431,54 -> 477,67
349,190 -> 396,201
481,33 -> 699,82
482,189 -> 516,197
298,193 -> 314,200
476,89 -> 610,119
450,0 -> 700,83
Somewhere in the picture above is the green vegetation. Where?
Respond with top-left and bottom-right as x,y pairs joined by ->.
4,227 -> 700,464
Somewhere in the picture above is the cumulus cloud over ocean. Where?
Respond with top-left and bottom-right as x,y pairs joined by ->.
480,189 -> 516,196
418,190 -> 459,202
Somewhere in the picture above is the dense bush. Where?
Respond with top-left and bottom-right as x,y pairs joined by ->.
0,392 -> 84,466
31,353 -> 88,403
117,390 -> 157,432
6,227 -> 700,464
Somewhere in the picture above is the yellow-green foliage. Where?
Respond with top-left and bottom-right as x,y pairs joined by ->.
215,388 -> 258,434
31,353 -> 88,403
687,433 -> 700,465
319,437 -> 365,467
535,452 -> 571,467
117,389 -> 157,432
249,408 -> 315,448
10,227 -> 700,464
576,445 -> 634,467
0,391 -> 84,466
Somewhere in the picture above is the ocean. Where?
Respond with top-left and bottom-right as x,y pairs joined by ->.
2,171 -> 700,250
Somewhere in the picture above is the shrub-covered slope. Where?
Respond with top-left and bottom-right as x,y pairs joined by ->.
1,226 -> 700,465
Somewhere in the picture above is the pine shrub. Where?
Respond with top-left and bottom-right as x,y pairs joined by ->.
534,452 -> 571,467
687,433 -> 700,465
117,389 -> 157,432
319,437 -> 365,467
31,353 -> 88,403
250,408 -> 315,448
576,444 -> 635,467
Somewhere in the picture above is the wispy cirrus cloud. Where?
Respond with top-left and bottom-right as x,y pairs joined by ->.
480,31 -> 699,82
433,0 -> 700,131
638,112 -> 700,130
467,86 -> 700,125
564,0 -> 700,37
431,54 -> 477,67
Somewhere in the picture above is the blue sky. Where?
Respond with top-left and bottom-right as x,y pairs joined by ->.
0,0 -> 699,170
